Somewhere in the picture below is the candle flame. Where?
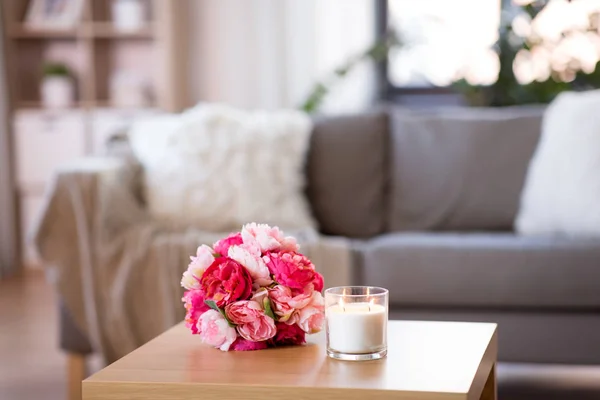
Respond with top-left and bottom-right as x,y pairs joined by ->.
369,298 -> 375,311
339,299 -> 345,312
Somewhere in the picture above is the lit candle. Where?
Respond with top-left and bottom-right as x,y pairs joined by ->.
325,287 -> 388,360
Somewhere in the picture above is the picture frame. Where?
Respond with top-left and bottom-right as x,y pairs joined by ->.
24,0 -> 84,30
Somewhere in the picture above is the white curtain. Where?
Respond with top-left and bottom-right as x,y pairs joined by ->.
0,8 -> 18,278
187,0 -> 376,113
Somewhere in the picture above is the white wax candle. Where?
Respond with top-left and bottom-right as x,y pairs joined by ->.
326,302 -> 387,354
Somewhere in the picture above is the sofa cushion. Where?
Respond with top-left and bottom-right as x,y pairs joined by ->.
129,105 -> 316,231
517,90 -> 600,237
359,232 -> 600,309
388,107 -> 543,231
306,111 -> 388,238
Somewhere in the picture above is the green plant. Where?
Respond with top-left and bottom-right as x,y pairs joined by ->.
455,0 -> 600,106
42,62 -> 70,78
304,1 -> 600,110
299,30 -> 401,114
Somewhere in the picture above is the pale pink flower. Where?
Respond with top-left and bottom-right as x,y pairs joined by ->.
296,291 -> 325,334
228,243 -> 272,287
241,223 -> 299,253
181,245 -> 215,290
197,310 -> 237,351
225,300 -> 264,325
268,285 -> 312,323
225,300 -> 276,342
237,315 -> 277,342
287,289 -> 314,310
251,288 -> 269,306
181,271 -> 201,291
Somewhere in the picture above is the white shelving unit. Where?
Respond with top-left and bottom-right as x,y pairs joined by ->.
2,0 -> 189,267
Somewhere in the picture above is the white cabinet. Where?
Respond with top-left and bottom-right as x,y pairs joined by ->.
14,107 -> 159,267
91,108 -> 159,155
14,110 -> 87,266
19,194 -> 45,267
14,110 -> 87,191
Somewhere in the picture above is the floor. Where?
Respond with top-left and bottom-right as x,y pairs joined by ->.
0,271 -> 66,400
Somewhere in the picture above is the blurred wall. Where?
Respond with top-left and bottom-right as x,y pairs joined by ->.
186,0 -> 376,113
0,11 -> 18,277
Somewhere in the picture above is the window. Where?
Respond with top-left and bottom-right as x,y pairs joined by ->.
380,0 -> 501,90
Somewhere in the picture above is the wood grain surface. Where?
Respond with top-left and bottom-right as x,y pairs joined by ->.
84,320 -> 497,400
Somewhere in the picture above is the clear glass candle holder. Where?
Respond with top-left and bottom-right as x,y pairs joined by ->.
325,286 -> 388,361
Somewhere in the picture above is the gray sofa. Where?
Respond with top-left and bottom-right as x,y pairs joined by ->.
58,105 -> 600,399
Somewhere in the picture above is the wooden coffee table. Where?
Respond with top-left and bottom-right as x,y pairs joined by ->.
83,320 -> 497,400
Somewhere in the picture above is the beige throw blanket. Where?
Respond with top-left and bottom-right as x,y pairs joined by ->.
33,158 -> 353,363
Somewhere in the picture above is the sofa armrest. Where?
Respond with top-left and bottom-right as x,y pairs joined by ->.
59,298 -> 93,354
33,157 -> 148,260
33,157 -> 148,355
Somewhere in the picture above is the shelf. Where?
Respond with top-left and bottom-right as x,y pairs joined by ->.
9,26 -> 80,39
16,100 -> 158,112
17,101 -> 85,110
7,23 -> 155,39
93,100 -> 157,109
87,22 -> 154,39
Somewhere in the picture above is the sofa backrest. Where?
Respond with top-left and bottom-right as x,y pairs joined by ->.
387,106 -> 544,232
306,111 -> 389,238
306,106 -> 545,237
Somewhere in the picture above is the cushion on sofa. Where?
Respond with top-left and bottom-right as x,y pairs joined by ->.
516,90 -> 600,237
359,232 -> 600,309
129,104 -> 316,231
388,107 -> 543,231
306,111 -> 389,238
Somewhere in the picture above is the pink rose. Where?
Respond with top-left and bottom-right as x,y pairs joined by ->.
228,243 -> 273,287
241,223 -> 299,253
226,300 -> 276,342
287,290 -> 314,310
263,251 -> 324,293
197,310 -> 238,351
296,291 -> 325,334
251,288 -> 269,305
269,322 -> 306,347
213,233 -> 243,256
237,315 -> 277,342
268,286 -> 321,327
268,285 -> 311,323
201,257 -> 253,308
181,245 -> 215,290
231,338 -> 268,351
225,300 -> 264,325
182,290 -> 210,334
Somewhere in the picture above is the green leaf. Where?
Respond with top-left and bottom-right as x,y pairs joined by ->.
204,299 -> 219,311
298,30 -> 400,114
263,298 -> 276,321
204,300 -> 236,327
42,62 -> 70,77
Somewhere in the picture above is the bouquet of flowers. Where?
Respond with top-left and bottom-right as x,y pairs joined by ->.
181,223 -> 325,351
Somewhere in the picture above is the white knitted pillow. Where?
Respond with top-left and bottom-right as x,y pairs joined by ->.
516,90 -> 600,236
129,104 -> 316,232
